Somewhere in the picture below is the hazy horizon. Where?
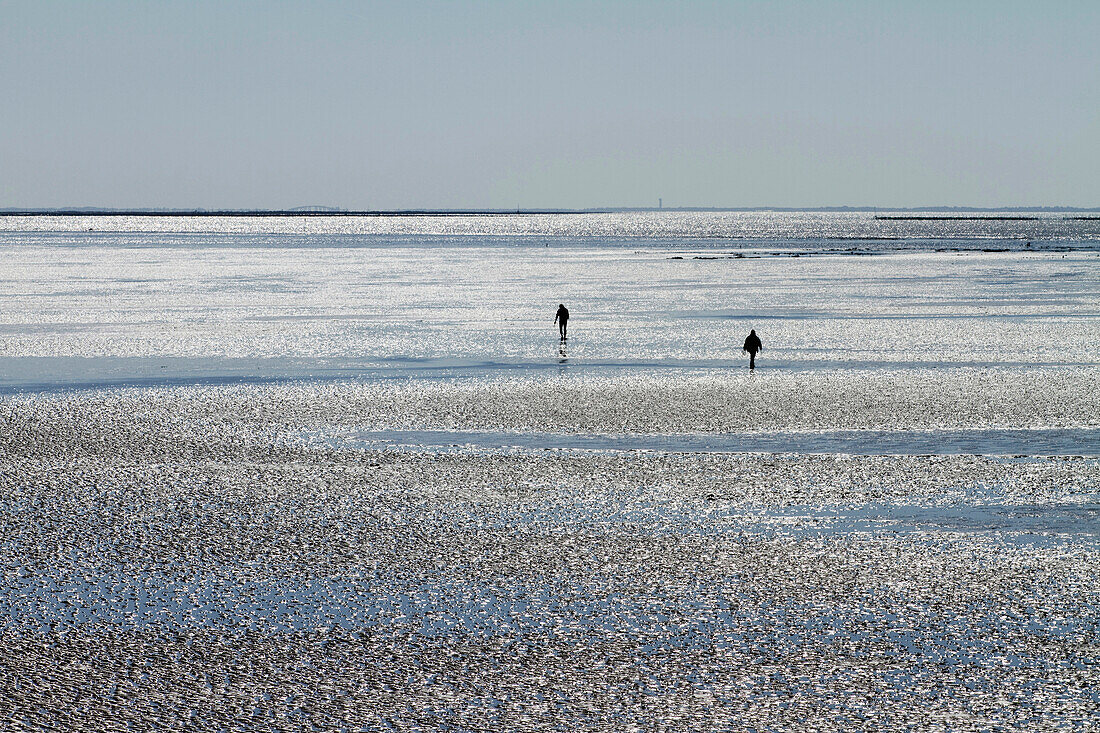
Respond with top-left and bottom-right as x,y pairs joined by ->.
3,204 -> 1100,214
3,1 -> 1098,210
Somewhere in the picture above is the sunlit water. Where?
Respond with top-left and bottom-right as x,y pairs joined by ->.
2,212 -> 1099,390
4,210 -> 1100,246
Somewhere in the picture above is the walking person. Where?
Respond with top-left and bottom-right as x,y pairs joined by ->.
554,303 -> 570,341
742,328 -> 762,370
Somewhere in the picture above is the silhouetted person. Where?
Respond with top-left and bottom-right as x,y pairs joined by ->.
555,304 -> 570,341
742,329 -> 762,370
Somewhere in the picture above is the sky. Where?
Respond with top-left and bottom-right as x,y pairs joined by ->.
1,0 -> 1097,209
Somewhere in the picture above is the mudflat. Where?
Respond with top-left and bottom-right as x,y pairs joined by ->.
2,214 -> 1098,729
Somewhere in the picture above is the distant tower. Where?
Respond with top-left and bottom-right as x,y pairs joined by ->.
659,198 -> 662,209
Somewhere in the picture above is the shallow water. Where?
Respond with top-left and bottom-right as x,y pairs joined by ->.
4,210 -> 1100,247
2,228 -> 1099,390
337,426 -> 1100,457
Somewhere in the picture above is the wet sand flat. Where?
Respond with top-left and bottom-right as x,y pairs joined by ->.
2,217 -> 1099,729
2,378 -> 1098,730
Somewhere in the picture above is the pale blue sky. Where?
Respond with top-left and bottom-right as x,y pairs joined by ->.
2,1 -> 1097,209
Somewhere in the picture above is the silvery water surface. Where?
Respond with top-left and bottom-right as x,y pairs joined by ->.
1,212 -> 1098,730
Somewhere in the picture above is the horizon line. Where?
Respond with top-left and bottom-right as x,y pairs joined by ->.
2,205 -> 1100,217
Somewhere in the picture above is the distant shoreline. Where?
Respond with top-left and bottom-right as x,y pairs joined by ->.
2,206 -> 1099,218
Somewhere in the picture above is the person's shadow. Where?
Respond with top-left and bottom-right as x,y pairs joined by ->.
558,344 -> 568,363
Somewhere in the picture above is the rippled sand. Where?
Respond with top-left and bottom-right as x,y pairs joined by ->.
2,378 -> 1098,730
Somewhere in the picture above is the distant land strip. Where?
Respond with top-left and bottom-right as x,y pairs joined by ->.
874,215 -> 1040,221
0,209 -> 610,217
1,207 -> 1099,217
